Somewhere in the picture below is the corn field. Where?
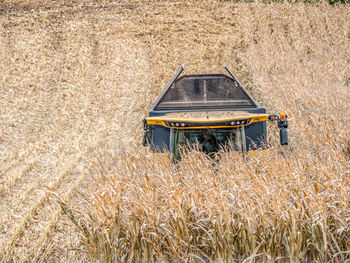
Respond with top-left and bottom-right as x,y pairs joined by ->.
0,0 -> 349,262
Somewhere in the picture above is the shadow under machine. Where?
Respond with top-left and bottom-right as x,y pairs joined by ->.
143,64 -> 288,160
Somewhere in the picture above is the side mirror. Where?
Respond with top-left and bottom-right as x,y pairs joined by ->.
280,128 -> 288,145
269,114 -> 289,146
142,119 -> 150,146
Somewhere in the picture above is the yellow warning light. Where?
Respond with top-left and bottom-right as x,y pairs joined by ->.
279,113 -> 286,120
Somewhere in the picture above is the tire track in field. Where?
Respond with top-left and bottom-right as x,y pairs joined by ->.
0,18 -> 76,254
0,108 -> 95,260
0,22 -> 152,260
0,16 -> 68,177
31,36 -> 153,262
0,84 -> 99,260
24,37 -> 152,261
0,131 -> 81,234
0,153 -> 83,262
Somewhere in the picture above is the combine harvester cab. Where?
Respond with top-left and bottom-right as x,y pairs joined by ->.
143,64 -> 288,160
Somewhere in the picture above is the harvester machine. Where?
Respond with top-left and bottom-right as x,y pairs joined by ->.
142,64 -> 288,160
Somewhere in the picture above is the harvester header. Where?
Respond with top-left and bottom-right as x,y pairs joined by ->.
143,64 -> 288,159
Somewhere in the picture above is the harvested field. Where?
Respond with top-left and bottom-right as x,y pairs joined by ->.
0,1 -> 349,262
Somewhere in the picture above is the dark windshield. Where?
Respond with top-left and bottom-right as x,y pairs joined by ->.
155,75 -> 256,110
173,128 -> 244,159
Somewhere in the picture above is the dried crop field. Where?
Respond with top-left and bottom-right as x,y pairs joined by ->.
0,0 -> 349,262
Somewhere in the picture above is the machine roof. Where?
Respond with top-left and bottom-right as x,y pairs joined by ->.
154,74 -> 257,110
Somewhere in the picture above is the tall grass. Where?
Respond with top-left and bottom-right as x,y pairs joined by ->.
61,147 -> 349,262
